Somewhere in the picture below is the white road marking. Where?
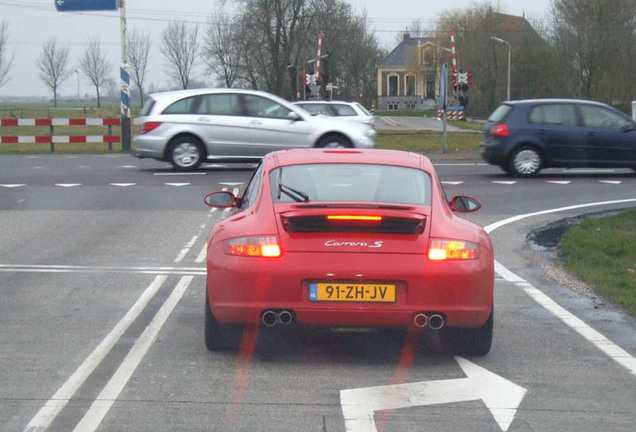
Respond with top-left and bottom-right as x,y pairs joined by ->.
0,184 -> 25,188
110,183 -> 136,187
599,180 -> 622,185
547,180 -> 571,185
341,357 -> 526,432
21,275 -> 169,432
71,276 -> 194,432
441,181 -> 464,185
165,182 -> 190,187
153,172 -> 206,176
492,180 -> 517,185
486,198 -> 636,377
0,264 -> 205,275
55,183 -> 82,187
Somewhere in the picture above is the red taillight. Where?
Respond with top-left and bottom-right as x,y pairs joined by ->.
490,123 -> 510,137
141,122 -> 162,134
428,239 -> 479,261
327,215 -> 382,221
223,236 -> 281,257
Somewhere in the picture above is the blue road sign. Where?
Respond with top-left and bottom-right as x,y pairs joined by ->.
55,0 -> 117,12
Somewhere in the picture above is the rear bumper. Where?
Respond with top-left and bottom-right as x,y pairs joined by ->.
207,250 -> 494,329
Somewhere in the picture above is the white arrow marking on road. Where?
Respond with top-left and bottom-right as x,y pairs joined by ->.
0,184 -> 25,188
492,181 -> 517,185
55,183 -> 82,188
599,180 -> 622,185
547,180 -> 571,185
110,183 -> 136,187
165,183 -> 191,187
441,181 -> 464,185
340,356 -> 527,432
219,182 -> 245,186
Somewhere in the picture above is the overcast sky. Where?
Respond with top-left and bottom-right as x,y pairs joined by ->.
0,0 -> 551,99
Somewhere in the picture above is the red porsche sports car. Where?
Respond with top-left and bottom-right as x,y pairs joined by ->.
204,149 -> 494,355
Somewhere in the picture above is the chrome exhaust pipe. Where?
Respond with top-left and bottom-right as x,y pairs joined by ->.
278,310 -> 293,325
428,314 -> 445,330
413,313 -> 428,328
261,310 -> 278,327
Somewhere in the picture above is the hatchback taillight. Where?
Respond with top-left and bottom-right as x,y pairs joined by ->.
490,124 -> 510,137
141,122 -> 162,134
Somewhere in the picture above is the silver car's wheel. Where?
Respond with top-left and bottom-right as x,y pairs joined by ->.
509,146 -> 542,177
316,135 -> 350,148
168,136 -> 204,171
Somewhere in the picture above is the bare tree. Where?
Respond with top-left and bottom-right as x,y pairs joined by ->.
127,28 -> 152,107
0,21 -> 14,87
161,21 -> 199,89
79,37 -> 112,108
550,0 -> 636,106
202,12 -> 241,87
38,38 -> 72,107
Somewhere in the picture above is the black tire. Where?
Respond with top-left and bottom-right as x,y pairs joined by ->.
205,289 -> 243,351
439,309 -> 493,356
508,145 -> 542,177
316,134 -> 350,148
168,136 -> 205,171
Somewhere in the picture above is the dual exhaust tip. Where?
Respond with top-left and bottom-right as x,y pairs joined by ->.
261,309 -> 294,327
262,310 -> 445,330
413,313 -> 445,330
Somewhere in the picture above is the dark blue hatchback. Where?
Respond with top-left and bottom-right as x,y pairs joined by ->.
480,99 -> 636,176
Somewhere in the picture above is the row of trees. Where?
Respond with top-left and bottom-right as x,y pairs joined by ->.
435,0 -> 636,116
2,0 -> 636,117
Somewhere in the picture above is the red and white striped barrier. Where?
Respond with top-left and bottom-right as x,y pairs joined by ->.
1,135 -> 120,143
435,109 -> 465,120
1,118 -> 119,127
0,118 -> 120,147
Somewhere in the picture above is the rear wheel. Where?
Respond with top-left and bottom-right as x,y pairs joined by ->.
508,145 -> 542,177
439,309 -> 493,356
316,134 -> 350,148
205,288 -> 243,351
168,136 -> 204,171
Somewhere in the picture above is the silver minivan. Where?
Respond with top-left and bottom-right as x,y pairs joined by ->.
133,88 -> 377,171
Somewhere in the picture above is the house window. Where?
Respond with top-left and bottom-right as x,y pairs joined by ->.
406,75 -> 415,96
426,77 -> 435,99
388,75 -> 398,96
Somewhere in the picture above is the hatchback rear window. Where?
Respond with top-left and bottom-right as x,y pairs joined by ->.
487,104 -> 513,122
270,164 -> 431,205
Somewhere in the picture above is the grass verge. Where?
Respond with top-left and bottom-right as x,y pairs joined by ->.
376,130 -> 481,154
559,210 -> 636,316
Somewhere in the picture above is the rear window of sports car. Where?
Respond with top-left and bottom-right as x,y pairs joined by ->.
270,164 -> 431,205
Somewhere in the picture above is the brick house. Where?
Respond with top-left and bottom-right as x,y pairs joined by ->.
377,34 -> 443,111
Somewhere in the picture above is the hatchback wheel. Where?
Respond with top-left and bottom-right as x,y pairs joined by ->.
205,289 -> 243,351
439,309 -> 493,356
509,145 -> 542,177
168,136 -> 204,171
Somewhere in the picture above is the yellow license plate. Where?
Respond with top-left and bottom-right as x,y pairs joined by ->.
309,283 -> 396,302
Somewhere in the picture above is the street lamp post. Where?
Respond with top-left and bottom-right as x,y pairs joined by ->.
490,36 -> 510,101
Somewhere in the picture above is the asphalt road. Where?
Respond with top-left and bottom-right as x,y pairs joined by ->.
0,154 -> 635,432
